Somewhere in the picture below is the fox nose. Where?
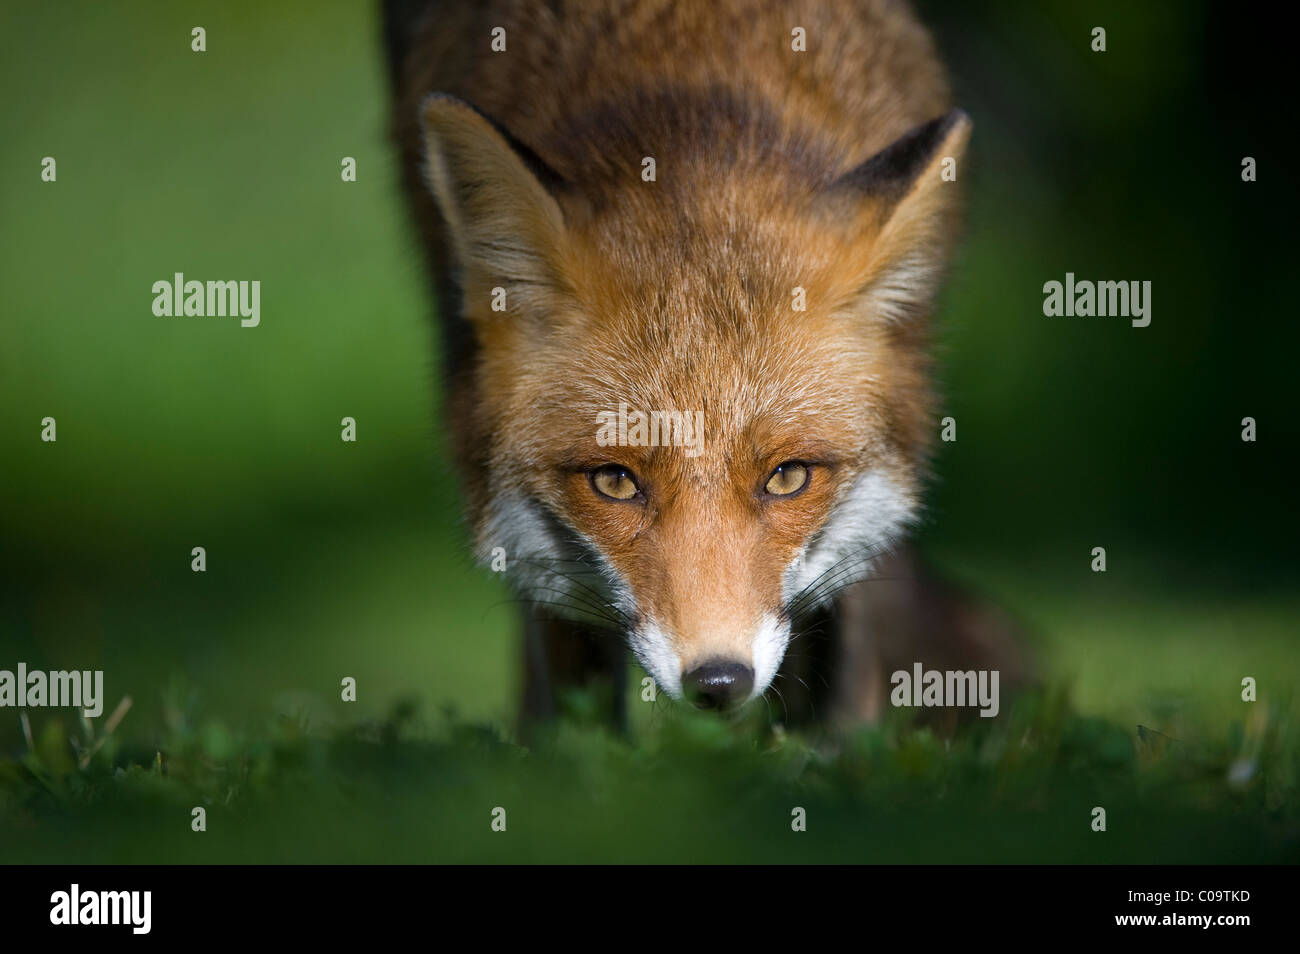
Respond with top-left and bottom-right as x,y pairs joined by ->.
682,661 -> 754,711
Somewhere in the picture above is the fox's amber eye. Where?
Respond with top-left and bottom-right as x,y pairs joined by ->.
764,462 -> 809,496
591,465 -> 641,501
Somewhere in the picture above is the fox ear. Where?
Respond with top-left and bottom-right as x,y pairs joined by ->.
836,109 -> 971,207
830,108 -> 972,321
420,94 -> 571,313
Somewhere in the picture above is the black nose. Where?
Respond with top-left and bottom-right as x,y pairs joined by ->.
682,661 -> 755,711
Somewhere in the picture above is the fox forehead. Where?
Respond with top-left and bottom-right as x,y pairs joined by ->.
491,319 -> 896,473
479,221 -> 907,453
564,176 -> 878,323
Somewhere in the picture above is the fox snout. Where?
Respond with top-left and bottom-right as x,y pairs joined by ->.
630,611 -> 792,711
681,660 -> 755,711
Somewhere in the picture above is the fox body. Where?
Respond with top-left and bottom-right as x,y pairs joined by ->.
385,0 -> 1017,721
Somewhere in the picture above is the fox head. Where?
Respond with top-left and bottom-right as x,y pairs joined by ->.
420,93 -> 969,708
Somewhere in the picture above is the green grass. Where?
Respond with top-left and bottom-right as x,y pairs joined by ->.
3,674 -> 1296,863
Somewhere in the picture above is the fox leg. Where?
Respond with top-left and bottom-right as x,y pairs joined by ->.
518,609 -> 627,737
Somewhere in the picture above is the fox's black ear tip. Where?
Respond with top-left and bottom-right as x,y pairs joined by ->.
418,91 -> 571,196
423,91 -> 465,106
943,108 -> 972,135
831,107 -> 972,198
420,91 -> 473,118
931,108 -> 972,151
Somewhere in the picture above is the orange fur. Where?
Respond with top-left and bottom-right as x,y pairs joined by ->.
386,0 -> 969,698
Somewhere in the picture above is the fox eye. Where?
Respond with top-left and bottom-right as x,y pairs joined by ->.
764,462 -> 810,497
591,465 -> 641,501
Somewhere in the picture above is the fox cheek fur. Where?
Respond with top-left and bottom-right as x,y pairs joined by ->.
386,0 -> 970,705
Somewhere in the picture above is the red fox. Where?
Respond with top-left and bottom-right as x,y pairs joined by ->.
383,0 -> 1027,727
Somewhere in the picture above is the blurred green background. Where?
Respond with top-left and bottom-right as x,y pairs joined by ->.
1,0 -> 1296,862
